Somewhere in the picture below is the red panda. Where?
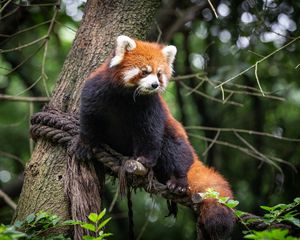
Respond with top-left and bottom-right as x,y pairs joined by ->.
77,35 -> 235,239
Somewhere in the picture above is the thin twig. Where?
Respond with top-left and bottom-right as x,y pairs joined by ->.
108,187 -> 120,213
185,125 -> 300,142
179,81 -> 244,107
175,73 -> 283,101
0,94 -> 49,102
5,45 -> 44,75
255,62 -> 265,96
0,189 -> 16,210
0,6 -> 18,20
54,20 -> 77,33
173,73 -> 205,81
13,2 -> 60,7
0,36 -> 47,53
202,130 -> 220,156
247,50 -> 264,58
185,79 -> 204,96
155,21 -> 162,43
0,150 -> 24,166
41,41 -> 50,97
207,0 -> 219,19
188,133 -> 292,170
0,20 -> 51,39
202,75 -> 283,101
233,131 -> 282,173
223,89 -> 284,101
40,4 -> 59,97
216,36 -> 300,89
0,0 -> 13,13
15,76 -> 42,96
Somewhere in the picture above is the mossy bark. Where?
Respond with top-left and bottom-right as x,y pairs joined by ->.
14,0 -> 160,233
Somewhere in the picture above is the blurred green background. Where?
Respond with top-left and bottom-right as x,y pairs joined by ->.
0,0 -> 299,239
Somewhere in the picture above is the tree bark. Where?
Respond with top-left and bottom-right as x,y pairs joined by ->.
14,0 -> 160,234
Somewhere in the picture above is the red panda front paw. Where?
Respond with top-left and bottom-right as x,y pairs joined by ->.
166,177 -> 188,195
136,156 -> 156,168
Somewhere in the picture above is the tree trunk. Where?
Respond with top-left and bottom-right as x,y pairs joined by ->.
14,0 -> 160,234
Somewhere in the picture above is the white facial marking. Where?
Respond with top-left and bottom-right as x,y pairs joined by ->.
146,65 -> 152,73
162,45 -> 177,68
123,67 -> 140,82
139,74 -> 160,93
161,74 -> 168,89
110,35 -> 136,68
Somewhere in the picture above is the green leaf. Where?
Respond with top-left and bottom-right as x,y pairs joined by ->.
80,223 -> 96,232
9,232 -> 27,238
13,220 -> 23,228
83,235 -> 96,240
294,198 -> 300,204
36,212 -> 49,221
260,205 -> 274,211
243,229 -> 297,240
97,209 -> 107,221
26,213 -> 36,224
235,210 -> 246,218
100,233 -> 113,237
88,213 -> 98,223
52,217 -> 60,226
271,203 -> 289,211
97,218 -> 111,231
243,233 -> 256,239
225,200 -> 239,209
63,220 -> 85,225
218,196 -> 229,204
284,217 -> 300,228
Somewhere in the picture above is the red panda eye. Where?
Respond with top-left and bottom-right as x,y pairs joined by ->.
141,70 -> 148,77
157,72 -> 161,78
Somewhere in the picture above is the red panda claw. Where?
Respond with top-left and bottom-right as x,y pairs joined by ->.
166,179 -> 187,195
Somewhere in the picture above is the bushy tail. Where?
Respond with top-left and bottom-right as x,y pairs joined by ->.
187,160 -> 235,240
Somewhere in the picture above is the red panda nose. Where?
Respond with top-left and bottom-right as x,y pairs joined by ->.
151,83 -> 159,89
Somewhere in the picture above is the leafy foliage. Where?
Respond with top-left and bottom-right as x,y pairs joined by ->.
0,210 -> 111,240
68,209 -> 112,240
244,229 -> 299,240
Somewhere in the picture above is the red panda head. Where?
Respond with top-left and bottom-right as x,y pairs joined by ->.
109,35 -> 177,95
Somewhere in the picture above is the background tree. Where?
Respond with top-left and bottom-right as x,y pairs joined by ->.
0,0 -> 300,239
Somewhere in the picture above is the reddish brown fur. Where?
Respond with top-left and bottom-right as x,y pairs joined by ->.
159,95 -> 233,198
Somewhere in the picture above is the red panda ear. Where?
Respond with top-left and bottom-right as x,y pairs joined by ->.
110,35 -> 136,68
162,45 -> 177,67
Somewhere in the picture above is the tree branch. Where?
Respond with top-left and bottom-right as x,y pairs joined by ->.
0,189 -> 16,210
0,94 -> 49,102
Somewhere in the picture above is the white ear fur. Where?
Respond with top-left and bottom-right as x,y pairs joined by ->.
109,35 -> 136,68
162,45 -> 177,67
